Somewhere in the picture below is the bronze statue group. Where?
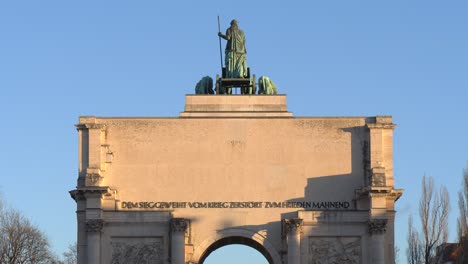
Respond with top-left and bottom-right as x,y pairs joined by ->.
195,19 -> 278,95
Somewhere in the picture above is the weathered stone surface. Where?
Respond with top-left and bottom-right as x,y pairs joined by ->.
71,95 -> 402,264
308,237 -> 361,264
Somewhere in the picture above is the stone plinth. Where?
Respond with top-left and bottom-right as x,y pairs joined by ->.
180,95 -> 292,117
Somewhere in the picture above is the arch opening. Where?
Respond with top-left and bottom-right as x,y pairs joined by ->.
199,236 -> 273,264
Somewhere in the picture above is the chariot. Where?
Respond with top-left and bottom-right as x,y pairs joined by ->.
215,67 -> 256,95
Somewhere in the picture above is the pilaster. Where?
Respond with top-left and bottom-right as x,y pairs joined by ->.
284,218 -> 302,264
368,219 -> 387,264
76,116 -> 113,188
171,218 -> 188,264
366,116 -> 396,188
86,219 -> 103,264
70,187 -> 110,264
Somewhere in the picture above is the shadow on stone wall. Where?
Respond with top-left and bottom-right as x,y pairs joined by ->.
285,126 -> 370,210
196,125 -> 371,264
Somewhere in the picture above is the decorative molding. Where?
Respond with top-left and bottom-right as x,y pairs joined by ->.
308,236 -> 361,264
69,190 -> 85,201
390,189 -> 404,202
284,218 -> 303,234
366,123 -> 396,130
170,218 -> 188,233
86,219 -> 104,233
354,186 -> 394,200
375,116 -> 393,124
368,219 -> 387,235
75,123 -> 106,130
69,186 -> 110,201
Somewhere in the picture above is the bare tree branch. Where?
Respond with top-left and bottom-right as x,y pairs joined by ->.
62,243 -> 77,264
407,215 -> 423,264
418,176 -> 450,264
457,167 -> 468,263
0,196 -> 56,264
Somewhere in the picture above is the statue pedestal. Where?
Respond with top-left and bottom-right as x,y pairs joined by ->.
180,95 -> 293,117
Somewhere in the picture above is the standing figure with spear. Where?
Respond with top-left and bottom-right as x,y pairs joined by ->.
218,19 -> 248,79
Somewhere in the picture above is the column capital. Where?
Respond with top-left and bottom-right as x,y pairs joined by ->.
285,218 -> 303,234
170,218 -> 188,233
368,219 -> 387,235
86,219 -> 104,233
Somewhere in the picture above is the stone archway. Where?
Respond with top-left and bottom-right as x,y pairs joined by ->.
192,229 -> 282,264
199,236 -> 272,264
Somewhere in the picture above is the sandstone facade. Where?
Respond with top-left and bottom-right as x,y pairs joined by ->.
70,95 -> 402,264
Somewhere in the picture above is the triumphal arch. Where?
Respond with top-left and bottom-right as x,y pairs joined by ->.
71,95 -> 402,263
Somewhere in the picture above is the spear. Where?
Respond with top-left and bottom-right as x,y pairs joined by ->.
217,16 -> 223,72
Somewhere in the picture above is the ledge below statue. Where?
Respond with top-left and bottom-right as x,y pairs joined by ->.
180,95 -> 293,117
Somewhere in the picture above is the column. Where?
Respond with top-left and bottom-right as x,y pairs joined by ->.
86,219 -> 103,264
285,218 -> 303,264
171,218 -> 188,264
368,219 -> 387,264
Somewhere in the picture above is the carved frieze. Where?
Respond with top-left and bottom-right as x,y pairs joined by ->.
111,238 -> 163,264
308,237 -> 361,264
86,219 -> 103,233
368,219 -> 387,235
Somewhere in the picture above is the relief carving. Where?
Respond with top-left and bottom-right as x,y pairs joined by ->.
111,239 -> 163,264
85,173 -> 103,186
308,237 -> 360,264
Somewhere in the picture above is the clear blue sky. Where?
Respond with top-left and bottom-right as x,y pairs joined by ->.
0,1 -> 467,263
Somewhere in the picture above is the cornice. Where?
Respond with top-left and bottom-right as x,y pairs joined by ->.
69,186 -> 110,201
75,123 -> 106,130
366,123 -> 396,130
355,187 -> 404,201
